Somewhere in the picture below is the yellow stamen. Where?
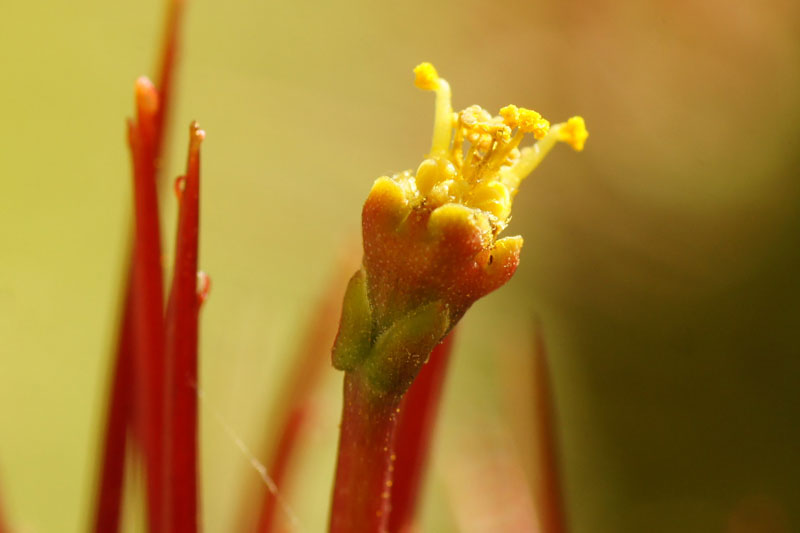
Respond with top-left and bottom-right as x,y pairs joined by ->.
501,105 -> 549,139
413,62 -> 440,91
558,116 -> 589,151
517,108 -> 550,140
399,64 -> 587,233
502,117 -> 589,191
499,105 -> 520,128
414,62 -> 453,156
502,128 -> 560,192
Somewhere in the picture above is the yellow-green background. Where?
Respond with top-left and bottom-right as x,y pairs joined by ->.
1,1 -> 799,531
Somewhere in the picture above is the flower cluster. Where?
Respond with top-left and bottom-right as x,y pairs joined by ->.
332,63 -> 587,396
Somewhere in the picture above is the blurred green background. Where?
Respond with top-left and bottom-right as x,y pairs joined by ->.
1,0 -> 799,531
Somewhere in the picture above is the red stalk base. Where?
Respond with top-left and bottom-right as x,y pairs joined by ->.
330,373 -> 401,533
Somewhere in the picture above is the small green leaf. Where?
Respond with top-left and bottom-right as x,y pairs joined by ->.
362,300 -> 450,397
332,269 -> 373,371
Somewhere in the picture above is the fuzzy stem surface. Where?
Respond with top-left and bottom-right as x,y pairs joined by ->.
330,372 -> 402,533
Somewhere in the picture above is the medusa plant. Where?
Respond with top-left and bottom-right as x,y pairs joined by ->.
328,63 -> 586,532
0,2 -> 587,532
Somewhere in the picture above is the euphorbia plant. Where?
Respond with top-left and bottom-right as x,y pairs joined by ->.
0,1 -> 586,528
329,63 -> 587,531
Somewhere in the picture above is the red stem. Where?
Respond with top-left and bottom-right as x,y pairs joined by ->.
91,2 -> 186,530
532,324 -> 567,533
387,332 -> 455,533
129,78 -> 167,533
164,123 -> 204,533
330,373 -> 401,533
91,278 -> 134,533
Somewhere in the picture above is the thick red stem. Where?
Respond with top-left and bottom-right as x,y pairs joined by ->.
330,373 -> 401,533
129,79 -> 167,533
533,324 -> 567,533
163,124 -> 203,533
388,332 -> 455,533
91,279 -> 134,533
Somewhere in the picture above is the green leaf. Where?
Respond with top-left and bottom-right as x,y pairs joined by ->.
332,269 -> 373,371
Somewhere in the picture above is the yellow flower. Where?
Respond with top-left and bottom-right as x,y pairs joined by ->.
333,63 -> 588,395
406,62 -> 588,236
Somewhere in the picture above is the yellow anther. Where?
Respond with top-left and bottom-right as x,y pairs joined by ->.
531,118 -> 550,140
517,108 -> 541,129
407,62 -> 586,238
558,116 -> 589,151
499,105 -> 520,128
517,108 -> 550,139
414,62 -> 440,91
501,105 -> 550,139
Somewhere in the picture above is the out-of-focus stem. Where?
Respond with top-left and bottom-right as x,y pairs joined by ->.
129,78 -> 167,533
0,480 -> 9,533
91,1 -> 187,531
532,323 -> 567,533
153,0 -> 185,162
163,123 -> 204,533
330,372 -> 402,533
91,278 -> 134,533
388,331 -> 455,533
253,259 -> 354,533
253,406 -> 304,532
